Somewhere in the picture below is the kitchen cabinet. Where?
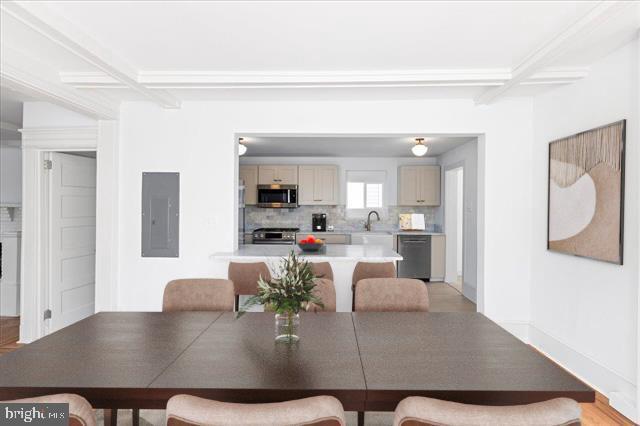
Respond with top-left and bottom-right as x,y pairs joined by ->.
239,165 -> 258,205
430,235 -> 446,281
398,165 -> 441,206
298,165 -> 339,205
296,233 -> 350,245
258,165 -> 298,185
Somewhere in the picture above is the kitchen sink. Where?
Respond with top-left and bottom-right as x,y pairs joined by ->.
350,232 -> 394,248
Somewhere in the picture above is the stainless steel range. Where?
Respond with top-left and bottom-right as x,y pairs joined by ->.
252,227 -> 300,245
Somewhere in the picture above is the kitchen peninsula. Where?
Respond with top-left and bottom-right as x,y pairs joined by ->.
211,244 -> 402,312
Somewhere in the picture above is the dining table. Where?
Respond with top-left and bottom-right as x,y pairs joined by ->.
0,311 -> 594,426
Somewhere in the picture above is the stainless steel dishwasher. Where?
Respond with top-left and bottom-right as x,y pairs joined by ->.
397,235 -> 431,279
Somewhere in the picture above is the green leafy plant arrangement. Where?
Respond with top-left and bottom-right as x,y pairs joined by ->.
237,251 -> 324,317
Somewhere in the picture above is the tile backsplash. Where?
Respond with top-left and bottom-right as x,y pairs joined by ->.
245,205 -> 440,232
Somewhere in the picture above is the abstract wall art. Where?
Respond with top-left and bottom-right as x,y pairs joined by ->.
547,120 -> 626,264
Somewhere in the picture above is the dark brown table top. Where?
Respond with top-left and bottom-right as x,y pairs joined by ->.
0,311 -> 593,411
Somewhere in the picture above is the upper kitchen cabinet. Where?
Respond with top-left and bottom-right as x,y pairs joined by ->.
239,165 -> 258,205
258,165 -> 298,185
298,165 -> 339,205
398,165 -> 441,206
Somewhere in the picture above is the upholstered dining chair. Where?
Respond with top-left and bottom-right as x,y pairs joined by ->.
393,396 -> 582,426
165,394 -> 346,426
4,394 -> 96,426
162,279 -> 235,312
354,278 -> 429,312
308,278 -> 337,312
228,262 -> 272,311
351,261 -> 396,310
311,262 -> 334,281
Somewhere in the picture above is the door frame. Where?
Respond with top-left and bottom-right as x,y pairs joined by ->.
443,162 -> 466,294
19,127 -> 99,342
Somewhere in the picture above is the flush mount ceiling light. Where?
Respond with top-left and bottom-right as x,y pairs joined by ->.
238,137 -> 247,156
411,137 -> 428,156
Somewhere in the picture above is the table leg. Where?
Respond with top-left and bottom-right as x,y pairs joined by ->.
132,408 -> 140,426
104,409 -> 117,426
358,411 -> 365,426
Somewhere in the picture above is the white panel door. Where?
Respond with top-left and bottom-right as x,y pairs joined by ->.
48,152 -> 96,333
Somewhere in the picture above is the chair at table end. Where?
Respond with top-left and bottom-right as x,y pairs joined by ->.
4,394 -> 95,426
354,278 -> 429,312
162,278 -> 235,312
166,394 -> 346,426
393,396 -> 581,426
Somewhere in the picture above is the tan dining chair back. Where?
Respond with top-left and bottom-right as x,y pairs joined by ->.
162,279 -> 235,312
311,262 -> 334,281
4,394 -> 96,426
354,278 -> 429,312
166,394 -> 346,426
393,396 -> 581,426
351,261 -> 396,310
308,278 -> 337,312
228,262 -> 271,310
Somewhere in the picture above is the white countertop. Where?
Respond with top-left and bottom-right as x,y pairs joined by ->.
212,244 -> 402,262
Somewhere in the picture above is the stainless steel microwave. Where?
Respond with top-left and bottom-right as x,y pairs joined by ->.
257,184 -> 298,208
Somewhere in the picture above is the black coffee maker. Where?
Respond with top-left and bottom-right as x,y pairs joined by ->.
312,213 -> 327,232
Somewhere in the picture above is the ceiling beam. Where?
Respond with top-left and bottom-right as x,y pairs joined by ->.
1,1 -> 181,108
1,44 -> 119,120
475,1 -> 631,105
58,67 -> 588,90
0,121 -> 20,132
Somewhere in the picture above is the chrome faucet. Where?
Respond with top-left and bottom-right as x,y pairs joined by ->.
365,210 -> 380,231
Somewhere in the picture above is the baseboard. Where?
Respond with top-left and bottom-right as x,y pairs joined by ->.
496,320 -> 530,343
528,324 -> 637,423
462,283 -> 477,303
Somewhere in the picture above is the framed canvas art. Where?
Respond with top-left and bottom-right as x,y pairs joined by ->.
547,120 -> 626,264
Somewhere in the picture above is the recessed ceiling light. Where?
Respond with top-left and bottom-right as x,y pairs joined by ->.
411,138 -> 428,156
238,137 -> 247,156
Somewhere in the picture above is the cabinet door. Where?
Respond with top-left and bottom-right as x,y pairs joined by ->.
297,166 -> 316,204
398,166 -> 420,206
258,166 -> 278,184
430,235 -> 446,280
239,165 -> 258,205
276,166 -> 298,184
420,166 -> 441,206
316,166 -> 338,205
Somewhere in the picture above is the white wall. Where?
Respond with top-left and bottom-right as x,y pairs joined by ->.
0,145 -> 22,205
116,98 -> 533,331
23,102 -> 97,127
438,140 -> 479,302
531,38 -> 639,420
239,156 -> 437,207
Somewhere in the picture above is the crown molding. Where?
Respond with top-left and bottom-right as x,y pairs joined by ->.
59,67 -> 588,90
1,43 -> 118,119
20,126 -> 98,149
1,0 -> 180,109
475,1 -> 631,104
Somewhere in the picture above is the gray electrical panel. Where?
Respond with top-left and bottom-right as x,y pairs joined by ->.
141,172 -> 179,257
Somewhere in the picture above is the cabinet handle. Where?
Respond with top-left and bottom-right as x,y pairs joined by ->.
314,199 -> 322,201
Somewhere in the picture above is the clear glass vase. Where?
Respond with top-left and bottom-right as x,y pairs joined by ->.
275,312 -> 300,343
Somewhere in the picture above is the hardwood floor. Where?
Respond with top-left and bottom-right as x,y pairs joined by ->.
0,316 -> 20,346
0,300 -> 633,425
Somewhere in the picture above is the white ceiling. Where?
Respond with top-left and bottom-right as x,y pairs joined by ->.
0,1 -> 638,115
42,1 -> 597,71
239,135 -> 476,158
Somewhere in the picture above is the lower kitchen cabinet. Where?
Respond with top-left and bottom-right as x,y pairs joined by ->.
296,233 -> 350,244
430,235 -> 446,281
